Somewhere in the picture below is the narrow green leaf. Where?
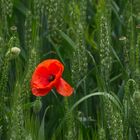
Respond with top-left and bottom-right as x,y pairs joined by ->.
58,30 -> 76,50
70,92 -> 122,112
38,106 -> 52,140
48,37 -> 65,65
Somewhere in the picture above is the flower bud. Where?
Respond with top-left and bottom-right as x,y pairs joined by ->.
11,47 -> 21,56
33,99 -> 42,113
133,91 -> 140,102
10,26 -> 17,32
119,36 -> 126,41
6,47 -> 21,59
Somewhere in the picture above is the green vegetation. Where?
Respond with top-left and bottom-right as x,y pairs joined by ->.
0,0 -> 140,139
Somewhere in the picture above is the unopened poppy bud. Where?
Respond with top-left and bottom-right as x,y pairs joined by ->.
133,91 -> 140,102
0,37 -> 3,42
10,26 -> 17,32
11,47 -> 20,56
136,24 -> 140,29
119,36 -> 126,41
7,47 -> 21,59
33,99 -> 42,113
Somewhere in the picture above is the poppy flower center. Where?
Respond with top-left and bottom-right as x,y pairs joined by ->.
48,75 -> 55,82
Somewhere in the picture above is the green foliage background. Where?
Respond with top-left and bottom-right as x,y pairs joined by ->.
0,0 -> 140,140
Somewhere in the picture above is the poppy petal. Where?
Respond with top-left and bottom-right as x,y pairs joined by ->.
31,87 -> 51,96
55,78 -> 74,96
31,66 -> 50,88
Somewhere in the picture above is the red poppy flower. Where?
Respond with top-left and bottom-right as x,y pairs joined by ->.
31,59 -> 74,96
